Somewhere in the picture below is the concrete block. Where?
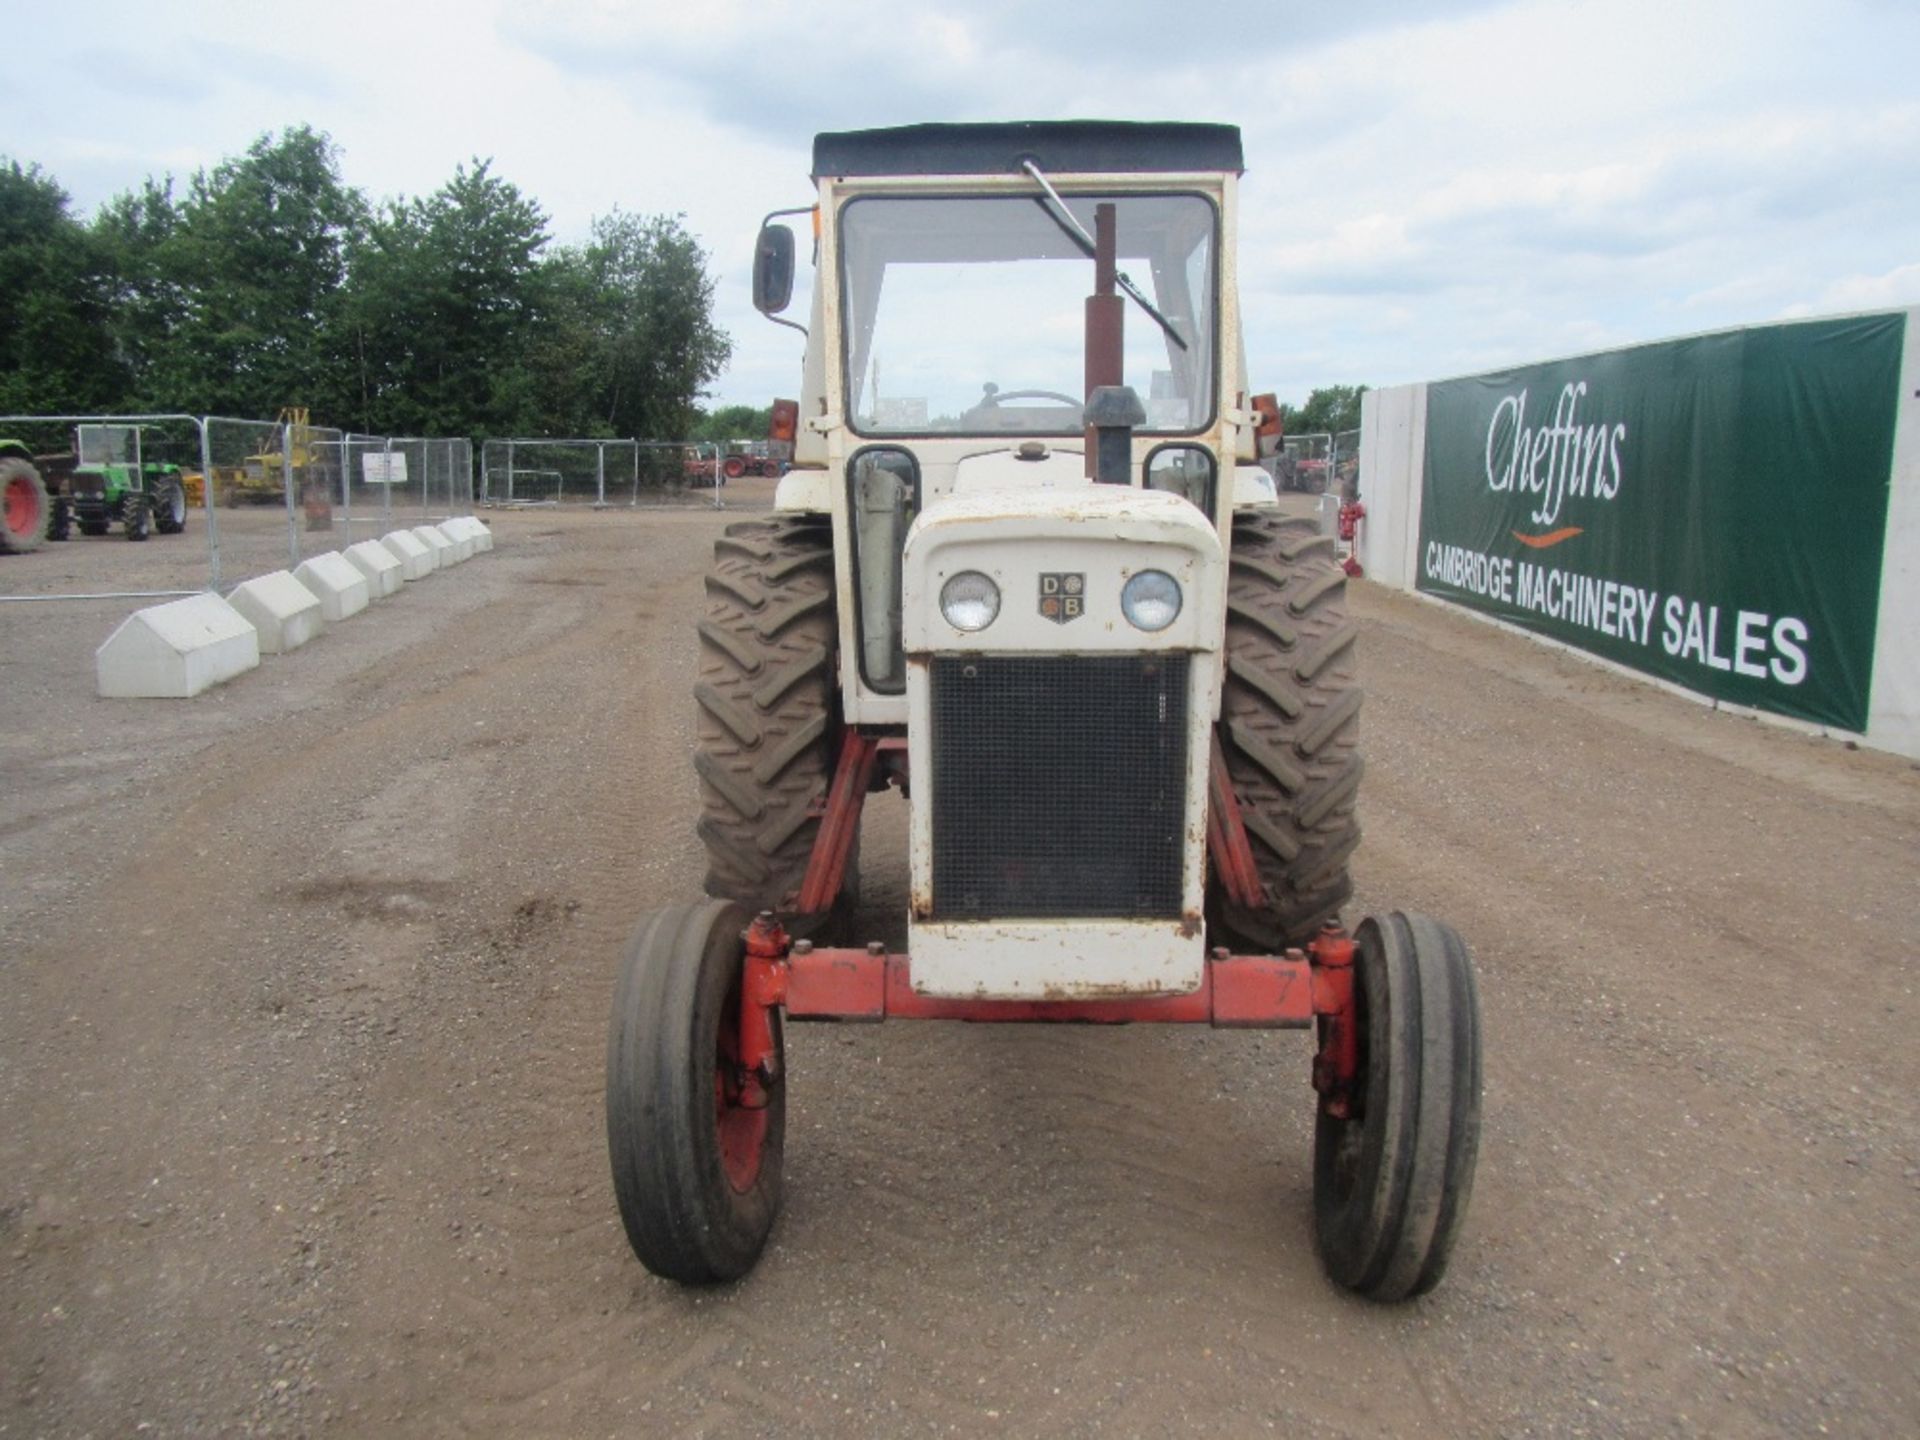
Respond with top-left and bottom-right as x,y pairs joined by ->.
381,529 -> 435,581
434,520 -> 477,562
410,525 -> 455,568
293,552 -> 371,622
442,515 -> 493,553
227,571 -> 323,655
97,593 -> 260,698
345,539 -> 404,598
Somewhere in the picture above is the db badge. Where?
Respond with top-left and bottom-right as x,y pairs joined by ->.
1038,572 -> 1085,625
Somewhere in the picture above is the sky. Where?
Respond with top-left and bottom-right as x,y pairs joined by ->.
11,0 -> 1919,415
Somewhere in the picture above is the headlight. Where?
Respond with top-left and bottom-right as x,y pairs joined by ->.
1120,570 -> 1182,631
940,571 -> 1000,631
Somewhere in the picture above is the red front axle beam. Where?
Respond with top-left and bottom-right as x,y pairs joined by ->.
738,914 -> 1364,1115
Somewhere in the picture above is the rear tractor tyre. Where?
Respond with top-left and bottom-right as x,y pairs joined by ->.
693,513 -> 856,940
606,900 -> 784,1283
1313,911 -> 1482,1302
123,492 -> 151,542
153,477 -> 188,534
0,457 -> 51,554
1210,510 -> 1362,951
722,455 -> 747,481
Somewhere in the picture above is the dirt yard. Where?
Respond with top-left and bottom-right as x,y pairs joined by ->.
2,497 -> 1915,1437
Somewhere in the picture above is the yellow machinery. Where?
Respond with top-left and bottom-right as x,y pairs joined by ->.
223,407 -> 320,506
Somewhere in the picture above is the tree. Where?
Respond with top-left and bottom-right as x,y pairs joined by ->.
541,210 -> 731,441
0,160 -> 125,415
1284,384 -> 1369,435
158,127 -> 366,417
342,160 -> 550,436
91,176 -> 185,408
688,404 -> 772,444
1,139 -> 734,442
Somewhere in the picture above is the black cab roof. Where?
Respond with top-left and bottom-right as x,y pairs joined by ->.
811,122 -> 1243,181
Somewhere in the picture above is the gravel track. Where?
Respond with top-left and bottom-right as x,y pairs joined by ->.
2,499 -> 1915,1437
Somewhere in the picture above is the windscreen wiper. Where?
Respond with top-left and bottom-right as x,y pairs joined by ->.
1021,160 -> 1189,352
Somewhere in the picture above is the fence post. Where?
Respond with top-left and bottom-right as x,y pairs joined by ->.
198,419 -> 222,592
283,419 -> 299,569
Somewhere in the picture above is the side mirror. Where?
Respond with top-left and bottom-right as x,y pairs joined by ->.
753,224 -> 795,315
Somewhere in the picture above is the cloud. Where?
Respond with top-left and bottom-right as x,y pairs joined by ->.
7,0 -> 1919,415
1783,262 -> 1920,317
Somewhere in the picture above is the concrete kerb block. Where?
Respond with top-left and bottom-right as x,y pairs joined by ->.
227,571 -> 324,655
344,539 -> 405,598
97,593 -> 261,698
433,520 -> 476,563
441,515 -> 492,553
293,552 -> 372,622
463,516 -> 494,552
381,530 -> 435,581
435,518 -> 480,564
410,525 -> 455,568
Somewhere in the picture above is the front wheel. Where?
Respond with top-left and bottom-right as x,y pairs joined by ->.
153,477 -> 188,534
606,901 -> 785,1284
1313,911 -> 1482,1302
123,493 -> 151,541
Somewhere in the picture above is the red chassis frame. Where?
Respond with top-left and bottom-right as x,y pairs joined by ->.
740,730 -> 1361,1117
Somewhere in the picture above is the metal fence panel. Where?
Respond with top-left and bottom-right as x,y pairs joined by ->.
3,413 -> 474,604
0,413 -> 218,601
480,439 -> 723,508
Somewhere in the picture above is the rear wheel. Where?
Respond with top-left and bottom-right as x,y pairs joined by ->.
1210,510 -> 1362,951
606,901 -> 784,1283
694,513 -> 855,939
1313,911 -> 1482,1302
0,457 -> 51,554
722,455 -> 747,481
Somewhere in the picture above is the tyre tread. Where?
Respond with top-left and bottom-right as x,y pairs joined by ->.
1211,508 -> 1364,950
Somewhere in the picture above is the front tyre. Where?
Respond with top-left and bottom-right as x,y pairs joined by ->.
153,477 -> 188,534
607,901 -> 785,1284
1313,911 -> 1482,1302
123,493 -> 151,541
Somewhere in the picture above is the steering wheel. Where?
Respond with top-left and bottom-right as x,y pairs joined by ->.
976,387 -> 1084,409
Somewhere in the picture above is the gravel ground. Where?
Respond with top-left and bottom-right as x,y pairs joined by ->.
2,496 -> 1915,1437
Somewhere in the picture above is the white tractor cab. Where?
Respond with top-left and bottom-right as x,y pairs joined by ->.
607,122 -> 1480,1301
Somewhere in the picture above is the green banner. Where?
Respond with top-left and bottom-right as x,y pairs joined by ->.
1416,314 -> 1904,731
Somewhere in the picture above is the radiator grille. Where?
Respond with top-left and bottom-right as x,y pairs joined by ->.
929,654 -> 1190,920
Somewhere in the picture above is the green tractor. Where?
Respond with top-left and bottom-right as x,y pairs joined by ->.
0,440 -> 58,553
45,425 -> 191,542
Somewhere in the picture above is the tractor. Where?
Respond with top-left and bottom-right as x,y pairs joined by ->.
606,123 -> 1482,1302
44,425 -> 191,541
721,438 -> 791,481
